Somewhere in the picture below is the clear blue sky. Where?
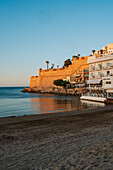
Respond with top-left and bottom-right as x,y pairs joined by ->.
0,0 -> 113,86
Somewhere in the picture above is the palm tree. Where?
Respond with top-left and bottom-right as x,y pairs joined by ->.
72,55 -> 78,59
92,50 -> 95,55
78,54 -> 80,57
57,65 -> 59,68
46,61 -> 49,70
64,59 -> 72,67
51,64 -> 54,69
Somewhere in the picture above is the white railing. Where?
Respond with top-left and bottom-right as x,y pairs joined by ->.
103,74 -> 113,77
95,67 -> 102,71
86,86 -> 102,90
95,75 -> 102,78
90,76 -> 95,79
102,66 -> 113,70
89,66 -> 113,71
89,68 -> 95,71
88,54 -> 113,64
82,93 -> 105,98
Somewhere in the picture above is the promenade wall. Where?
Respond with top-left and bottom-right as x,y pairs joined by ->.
30,56 -> 90,89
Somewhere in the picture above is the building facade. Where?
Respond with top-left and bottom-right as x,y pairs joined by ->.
30,56 -> 90,89
88,53 -> 113,99
64,67 -> 89,86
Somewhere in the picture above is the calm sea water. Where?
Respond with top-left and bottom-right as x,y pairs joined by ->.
0,87 -> 105,118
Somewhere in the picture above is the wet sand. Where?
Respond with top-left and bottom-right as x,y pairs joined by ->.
0,106 -> 113,169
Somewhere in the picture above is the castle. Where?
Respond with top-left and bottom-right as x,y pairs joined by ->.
30,56 -> 90,89
29,43 -> 113,89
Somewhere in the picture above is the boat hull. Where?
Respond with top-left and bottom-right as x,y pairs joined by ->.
80,96 -> 106,103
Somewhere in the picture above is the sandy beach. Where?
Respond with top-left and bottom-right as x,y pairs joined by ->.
0,106 -> 113,170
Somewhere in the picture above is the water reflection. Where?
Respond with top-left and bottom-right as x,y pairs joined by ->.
80,100 -> 105,107
0,87 -> 106,118
30,94 -> 86,113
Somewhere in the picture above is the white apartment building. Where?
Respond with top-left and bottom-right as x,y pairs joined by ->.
95,43 -> 113,55
87,53 -> 113,99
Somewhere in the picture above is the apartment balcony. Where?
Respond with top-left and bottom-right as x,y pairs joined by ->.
102,74 -> 113,77
95,67 -> 102,71
88,54 -> 113,64
89,68 -> 95,71
94,74 -> 113,78
90,76 -> 95,79
86,86 -> 103,90
102,65 -> 113,70
89,65 -> 113,71
95,75 -> 102,78
103,67 -> 108,70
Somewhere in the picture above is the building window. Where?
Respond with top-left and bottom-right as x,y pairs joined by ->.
98,64 -> 102,69
107,71 -> 110,76
106,81 -> 111,84
106,63 -> 111,67
91,73 -> 94,78
108,93 -> 113,98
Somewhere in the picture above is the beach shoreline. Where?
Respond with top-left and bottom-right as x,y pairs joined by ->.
0,106 -> 113,169
0,104 -> 113,124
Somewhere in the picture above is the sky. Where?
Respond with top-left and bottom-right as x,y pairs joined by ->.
0,0 -> 113,87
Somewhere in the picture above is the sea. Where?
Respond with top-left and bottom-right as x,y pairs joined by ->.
0,87 -> 105,118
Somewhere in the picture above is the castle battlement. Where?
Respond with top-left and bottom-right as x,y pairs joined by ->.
29,44 -> 113,89
30,55 -> 90,88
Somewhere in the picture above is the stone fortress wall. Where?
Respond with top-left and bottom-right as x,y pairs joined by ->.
30,76 -> 39,88
30,56 -> 90,89
29,43 -> 113,89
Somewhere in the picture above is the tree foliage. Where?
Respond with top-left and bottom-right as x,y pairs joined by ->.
78,54 -> 80,57
72,55 -> 78,59
53,79 -> 69,88
53,79 -> 63,86
51,64 -> 54,69
92,50 -> 95,55
63,59 -> 72,67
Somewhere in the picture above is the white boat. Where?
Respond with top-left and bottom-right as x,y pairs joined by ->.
80,95 -> 106,103
80,90 -> 107,103
80,100 -> 105,107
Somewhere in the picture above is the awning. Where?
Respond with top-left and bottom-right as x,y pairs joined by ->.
87,79 -> 102,84
66,83 -> 85,86
106,90 -> 113,93
75,84 -> 85,87
75,74 -> 81,77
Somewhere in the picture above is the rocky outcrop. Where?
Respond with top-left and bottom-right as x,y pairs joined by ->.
21,87 -> 85,96
21,87 -> 41,93
21,87 -> 30,93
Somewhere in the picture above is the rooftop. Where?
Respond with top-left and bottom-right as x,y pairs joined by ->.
88,53 -> 113,64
